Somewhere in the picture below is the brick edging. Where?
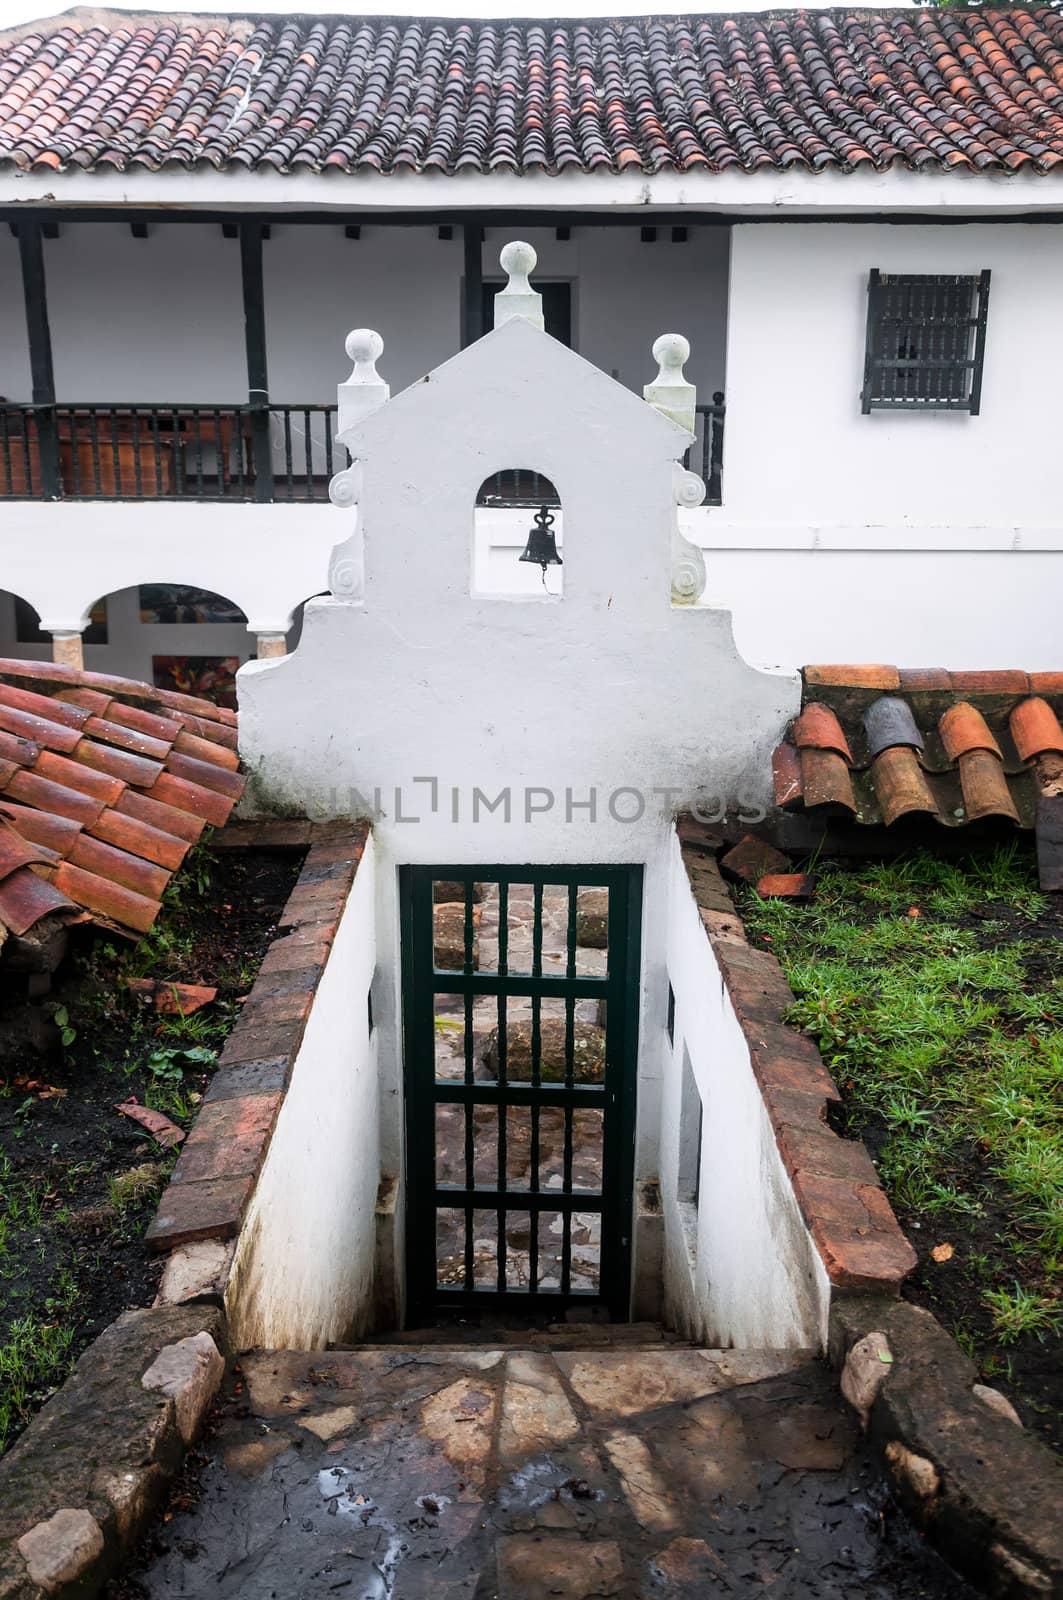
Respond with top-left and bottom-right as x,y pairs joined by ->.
677,818 -> 917,1294
145,821 -> 370,1253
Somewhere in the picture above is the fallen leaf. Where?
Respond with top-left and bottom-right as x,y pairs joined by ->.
907,906 -> 922,918
930,1242 -> 954,1264
114,1097 -> 186,1148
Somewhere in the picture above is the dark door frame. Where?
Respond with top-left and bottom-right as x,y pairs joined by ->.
399,863 -> 642,1324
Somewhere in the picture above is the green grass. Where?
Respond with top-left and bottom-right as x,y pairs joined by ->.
740,843 -> 1062,1367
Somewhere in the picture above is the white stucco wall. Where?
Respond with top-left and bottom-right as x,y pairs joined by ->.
226,833 -> 380,1349
723,223 -> 1063,530
0,501 -> 333,635
662,832 -> 830,1349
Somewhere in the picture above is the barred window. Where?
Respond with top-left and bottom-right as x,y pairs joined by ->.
861,270 -> 990,414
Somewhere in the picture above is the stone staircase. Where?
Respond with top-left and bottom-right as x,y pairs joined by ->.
129,1336 -> 975,1600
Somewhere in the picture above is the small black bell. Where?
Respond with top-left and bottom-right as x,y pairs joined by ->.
519,505 -> 562,582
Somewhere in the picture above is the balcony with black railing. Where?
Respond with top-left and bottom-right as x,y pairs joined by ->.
0,403 -> 340,503
0,397 -> 724,506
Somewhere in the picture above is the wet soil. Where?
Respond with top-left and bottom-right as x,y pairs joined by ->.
0,845 -> 303,1453
744,855 -> 1063,1453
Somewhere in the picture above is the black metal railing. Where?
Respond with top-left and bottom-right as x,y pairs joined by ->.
0,404 -> 340,502
0,395 -> 726,507
690,395 -> 725,506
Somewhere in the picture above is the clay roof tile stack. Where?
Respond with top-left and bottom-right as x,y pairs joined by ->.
772,667 -> 1063,837
0,658 -> 243,949
1,7 -> 1062,175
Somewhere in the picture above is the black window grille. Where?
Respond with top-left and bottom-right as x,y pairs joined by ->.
861,269 -> 990,415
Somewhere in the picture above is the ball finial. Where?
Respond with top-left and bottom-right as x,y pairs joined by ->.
500,240 -> 537,284
652,334 -> 690,377
345,328 -> 384,369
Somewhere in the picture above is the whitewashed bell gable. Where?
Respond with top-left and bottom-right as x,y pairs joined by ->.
240,307 -> 796,852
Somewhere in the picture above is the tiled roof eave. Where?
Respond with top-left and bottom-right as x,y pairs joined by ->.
2,9 -> 1063,179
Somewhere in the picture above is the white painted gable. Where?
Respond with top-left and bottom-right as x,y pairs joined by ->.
239,310 -> 796,857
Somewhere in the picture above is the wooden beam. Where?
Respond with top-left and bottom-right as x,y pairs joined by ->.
239,220 -> 274,503
462,222 -> 484,348
17,219 -> 60,498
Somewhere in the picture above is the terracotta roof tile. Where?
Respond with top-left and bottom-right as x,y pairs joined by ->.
2,9 -> 1062,177
959,748 -> 1021,823
940,701 -> 1001,761
771,667 -> 1058,840
870,745 -> 938,825
0,863 -> 77,937
1010,696 -> 1063,762
794,703 -> 853,761
0,657 -> 245,944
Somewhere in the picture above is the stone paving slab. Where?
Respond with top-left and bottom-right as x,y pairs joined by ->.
124,1345 -> 977,1600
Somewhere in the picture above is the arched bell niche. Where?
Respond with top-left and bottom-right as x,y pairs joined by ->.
472,470 -> 563,599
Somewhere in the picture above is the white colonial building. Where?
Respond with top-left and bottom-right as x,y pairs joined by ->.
1,5 -> 1062,689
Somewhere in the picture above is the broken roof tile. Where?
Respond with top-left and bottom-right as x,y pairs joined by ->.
2,10 -> 1063,178
0,658 -> 245,943
775,667 -> 1056,843
0,864 -> 77,937
794,703 -> 852,761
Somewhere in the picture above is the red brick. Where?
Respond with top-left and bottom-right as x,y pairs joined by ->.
719,833 -> 790,886
240,990 -> 314,1028
675,815 -> 723,852
170,1092 -> 282,1184
745,1024 -> 841,1103
776,1126 -> 879,1186
145,1174 -> 255,1250
1030,672 -> 1063,696
897,668 -> 952,692
950,670 -> 1029,696
713,943 -> 794,1023
803,665 -> 900,691
257,940 -> 331,977
220,1022 -> 306,1067
760,1082 -> 834,1132
249,965 -> 322,999
813,1225 -> 918,1292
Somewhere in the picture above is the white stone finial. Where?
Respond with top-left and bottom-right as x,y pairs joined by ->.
493,240 -> 544,332
337,327 -> 389,442
644,333 -> 696,435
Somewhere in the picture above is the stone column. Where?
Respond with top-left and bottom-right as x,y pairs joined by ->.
51,631 -> 84,671
256,633 -> 287,660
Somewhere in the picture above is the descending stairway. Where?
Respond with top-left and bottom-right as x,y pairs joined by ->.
130,1335 -> 975,1600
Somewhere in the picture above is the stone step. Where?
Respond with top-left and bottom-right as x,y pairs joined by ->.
338,1320 -> 690,1352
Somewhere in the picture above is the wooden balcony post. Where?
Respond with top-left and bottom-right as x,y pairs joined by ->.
239,220 -> 274,502
18,218 -> 60,499
462,222 -> 484,348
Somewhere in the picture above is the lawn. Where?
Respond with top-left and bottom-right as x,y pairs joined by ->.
0,844 -> 302,1456
739,842 -> 1062,1450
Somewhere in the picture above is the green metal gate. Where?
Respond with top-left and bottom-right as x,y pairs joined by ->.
400,865 -> 642,1322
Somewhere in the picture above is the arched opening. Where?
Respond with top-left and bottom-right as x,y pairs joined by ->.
0,590 -> 108,664
473,472 -> 563,599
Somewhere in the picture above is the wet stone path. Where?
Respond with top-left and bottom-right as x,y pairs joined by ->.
129,1336 -> 975,1600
